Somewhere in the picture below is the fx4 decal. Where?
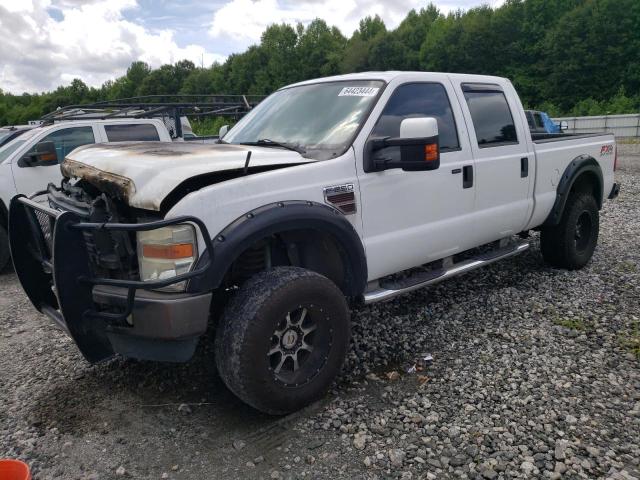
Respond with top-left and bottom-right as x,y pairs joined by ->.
600,145 -> 614,156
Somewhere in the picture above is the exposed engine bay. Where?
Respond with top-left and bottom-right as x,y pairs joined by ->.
46,180 -> 153,280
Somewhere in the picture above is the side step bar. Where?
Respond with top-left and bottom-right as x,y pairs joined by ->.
363,240 -> 530,305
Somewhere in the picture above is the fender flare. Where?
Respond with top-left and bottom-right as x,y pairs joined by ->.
543,155 -> 603,227
187,200 -> 368,296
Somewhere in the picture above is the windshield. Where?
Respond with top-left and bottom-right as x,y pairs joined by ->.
0,129 -> 27,147
0,131 -> 12,144
224,80 -> 384,160
0,139 -> 26,163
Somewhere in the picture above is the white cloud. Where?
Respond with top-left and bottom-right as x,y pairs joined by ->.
0,0 -> 506,94
0,0 -> 226,93
209,0 -> 422,45
208,0 -> 505,47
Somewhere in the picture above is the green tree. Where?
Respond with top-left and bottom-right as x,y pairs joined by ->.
296,20 -> 346,78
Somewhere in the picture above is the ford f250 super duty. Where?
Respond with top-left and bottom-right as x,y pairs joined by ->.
9,72 -> 619,414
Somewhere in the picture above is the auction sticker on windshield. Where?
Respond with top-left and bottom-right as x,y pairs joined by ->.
338,87 -> 380,97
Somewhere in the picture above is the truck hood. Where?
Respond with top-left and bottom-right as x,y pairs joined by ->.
61,142 -> 315,211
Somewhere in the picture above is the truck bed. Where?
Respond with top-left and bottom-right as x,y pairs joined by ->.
526,131 -> 616,229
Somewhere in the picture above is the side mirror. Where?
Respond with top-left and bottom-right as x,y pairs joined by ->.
18,141 -> 58,167
559,120 -> 568,131
219,125 -> 229,138
364,117 -> 440,173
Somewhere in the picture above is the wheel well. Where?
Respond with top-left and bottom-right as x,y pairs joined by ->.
222,228 -> 351,295
570,171 -> 602,208
543,156 -> 604,227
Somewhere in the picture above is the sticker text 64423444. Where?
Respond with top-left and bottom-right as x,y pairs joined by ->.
338,87 -> 380,97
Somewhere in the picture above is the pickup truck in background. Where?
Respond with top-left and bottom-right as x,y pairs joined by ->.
525,109 -> 567,134
9,72 -> 618,414
0,118 -> 172,270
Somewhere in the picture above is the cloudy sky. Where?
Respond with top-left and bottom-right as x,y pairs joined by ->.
0,0 -> 503,94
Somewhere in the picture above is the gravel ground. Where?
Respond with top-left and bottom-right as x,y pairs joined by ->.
1,153 -> 639,480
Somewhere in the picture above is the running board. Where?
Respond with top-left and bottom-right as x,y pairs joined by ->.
362,240 -> 530,305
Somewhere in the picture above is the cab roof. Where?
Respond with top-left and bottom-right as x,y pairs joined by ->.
285,71 -> 508,89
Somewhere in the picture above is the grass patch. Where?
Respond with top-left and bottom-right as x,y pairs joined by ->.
620,320 -> 640,359
553,317 -> 588,331
619,260 -> 638,273
617,137 -> 640,145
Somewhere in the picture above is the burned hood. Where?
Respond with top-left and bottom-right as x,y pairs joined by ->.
61,142 -> 315,210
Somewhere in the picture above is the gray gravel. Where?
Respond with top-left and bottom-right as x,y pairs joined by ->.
1,154 -> 639,480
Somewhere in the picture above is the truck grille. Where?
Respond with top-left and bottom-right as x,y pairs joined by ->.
46,185 -> 139,279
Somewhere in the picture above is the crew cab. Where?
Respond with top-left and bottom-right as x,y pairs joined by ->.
9,72 -> 618,414
0,118 -> 172,270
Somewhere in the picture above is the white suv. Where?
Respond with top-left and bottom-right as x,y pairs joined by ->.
0,118 -> 171,269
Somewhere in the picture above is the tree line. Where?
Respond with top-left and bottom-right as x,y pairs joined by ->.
0,0 -> 638,131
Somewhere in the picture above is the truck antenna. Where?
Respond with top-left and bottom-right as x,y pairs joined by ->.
243,150 -> 252,175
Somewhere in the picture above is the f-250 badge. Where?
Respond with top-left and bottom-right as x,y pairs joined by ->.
600,145 -> 614,156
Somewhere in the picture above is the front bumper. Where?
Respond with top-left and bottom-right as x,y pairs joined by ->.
8,194 -> 214,363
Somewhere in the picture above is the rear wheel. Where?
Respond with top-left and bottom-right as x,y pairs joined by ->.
215,266 -> 350,415
540,192 -> 599,270
0,225 -> 10,272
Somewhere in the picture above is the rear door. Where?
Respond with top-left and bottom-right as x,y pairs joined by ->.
453,81 -> 533,243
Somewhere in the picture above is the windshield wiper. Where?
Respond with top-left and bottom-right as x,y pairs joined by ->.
240,138 -> 306,154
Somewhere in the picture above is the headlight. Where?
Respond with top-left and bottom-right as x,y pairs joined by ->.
137,224 -> 197,292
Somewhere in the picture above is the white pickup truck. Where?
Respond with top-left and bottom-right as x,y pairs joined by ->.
0,118 -> 172,270
9,72 -> 618,414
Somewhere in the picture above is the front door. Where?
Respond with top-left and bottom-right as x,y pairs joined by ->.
11,125 -> 98,196
356,79 -> 477,281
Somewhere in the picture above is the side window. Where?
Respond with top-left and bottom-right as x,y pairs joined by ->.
36,126 -> 95,163
371,83 -> 460,150
105,124 -> 160,142
462,85 -> 518,147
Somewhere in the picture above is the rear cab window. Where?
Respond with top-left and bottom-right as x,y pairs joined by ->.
105,124 -> 160,142
462,84 -> 518,147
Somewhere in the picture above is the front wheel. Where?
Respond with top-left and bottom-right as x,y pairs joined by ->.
540,192 -> 599,270
215,267 -> 350,415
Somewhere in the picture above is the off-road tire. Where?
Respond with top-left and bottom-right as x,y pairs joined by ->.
540,192 -> 599,270
215,266 -> 350,415
0,225 -> 10,272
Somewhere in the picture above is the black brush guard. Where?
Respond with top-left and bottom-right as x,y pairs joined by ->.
9,194 -> 213,363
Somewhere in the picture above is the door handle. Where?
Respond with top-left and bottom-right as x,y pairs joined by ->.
521,157 -> 529,178
462,165 -> 473,189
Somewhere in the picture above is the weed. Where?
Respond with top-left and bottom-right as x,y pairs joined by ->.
620,319 -> 640,359
553,317 -> 588,331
